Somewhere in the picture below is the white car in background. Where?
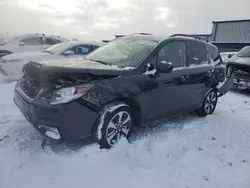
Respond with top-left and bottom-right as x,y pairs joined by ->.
0,37 -> 6,45
220,52 -> 237,64
0,41 -> 102,80
0,33 -> 69,57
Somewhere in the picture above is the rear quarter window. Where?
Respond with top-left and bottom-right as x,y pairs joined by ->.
188,41 -> 209,66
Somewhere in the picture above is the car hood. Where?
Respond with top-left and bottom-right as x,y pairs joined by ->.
24,58 -> 125,76
228,55 -> 250,66
2,51 -> 51,61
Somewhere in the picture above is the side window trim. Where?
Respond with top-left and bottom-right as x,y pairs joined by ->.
156,40 -> 189,71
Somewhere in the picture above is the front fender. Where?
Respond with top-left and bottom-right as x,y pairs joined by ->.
81,75 -> 157,109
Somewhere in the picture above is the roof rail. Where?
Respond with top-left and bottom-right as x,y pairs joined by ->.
131,32 -> 152,35
170,34 -> 209,42
27,33 -> 45,36
115,33 -> 152,38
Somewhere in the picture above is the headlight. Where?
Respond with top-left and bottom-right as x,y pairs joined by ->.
50,84 -> 93,105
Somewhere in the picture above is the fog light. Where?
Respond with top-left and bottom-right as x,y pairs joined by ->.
38,125 -> 61,140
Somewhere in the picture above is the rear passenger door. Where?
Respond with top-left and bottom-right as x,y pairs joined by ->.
187,40 -> 214,107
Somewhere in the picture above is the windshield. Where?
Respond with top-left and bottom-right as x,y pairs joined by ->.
85,37 -> 158,67
237,46 -> 250,57
42,42 -> 73,54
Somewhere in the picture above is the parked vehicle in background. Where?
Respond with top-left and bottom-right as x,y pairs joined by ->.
0,37 -> 6,45
0,33 -> 69,57
220,52 -> 237,64
226,46 -> 250,90
0,41 -> 102,80
14,34 -> 232,148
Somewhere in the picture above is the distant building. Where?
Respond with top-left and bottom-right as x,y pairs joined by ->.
193,19 -> 250,52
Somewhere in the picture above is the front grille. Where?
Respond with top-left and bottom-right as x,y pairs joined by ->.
19,75 -> 42,100
227,66 -> 232,76
234,70 -> 250,80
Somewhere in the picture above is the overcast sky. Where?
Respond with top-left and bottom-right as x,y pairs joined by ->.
1,0 -> 250,41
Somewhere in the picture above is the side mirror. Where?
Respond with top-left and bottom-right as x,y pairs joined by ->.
63,50 -> 74,56
159,61 -> 173,73
228,54 -> 232,59
19,42 -> 25,46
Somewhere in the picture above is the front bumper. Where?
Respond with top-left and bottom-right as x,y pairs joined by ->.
233,76 -> 250,89
14,88 -> 99,142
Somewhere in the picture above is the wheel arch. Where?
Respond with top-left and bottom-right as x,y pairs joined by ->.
90,97 -> 142,142
101,97 -> 142,128
117,97 -> 142,127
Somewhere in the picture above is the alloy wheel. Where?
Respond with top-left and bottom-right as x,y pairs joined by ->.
204,92 -> 217,114
106,111 -> 131,146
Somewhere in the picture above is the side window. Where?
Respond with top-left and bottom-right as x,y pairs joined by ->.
158,41 -> 186,68
45,37 -> 57,45
20,37 -> 43,45
188,41 -> 208,65
69,45 -> 90,55
76,46 -> 90,55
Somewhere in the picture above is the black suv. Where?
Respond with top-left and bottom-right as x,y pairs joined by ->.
14,34 -> 232,148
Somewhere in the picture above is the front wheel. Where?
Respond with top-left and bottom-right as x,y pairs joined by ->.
92,102 -> 133,149
195,89 -> 218,117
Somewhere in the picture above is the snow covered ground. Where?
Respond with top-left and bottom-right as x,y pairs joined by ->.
0,79 -> 250,188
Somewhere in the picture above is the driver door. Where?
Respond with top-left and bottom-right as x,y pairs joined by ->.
144,40 -> 192,120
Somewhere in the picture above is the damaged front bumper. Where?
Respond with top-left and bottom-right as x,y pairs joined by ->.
233,77 -> 250,89
14,87 -> 99,143
217,74 -> 234,97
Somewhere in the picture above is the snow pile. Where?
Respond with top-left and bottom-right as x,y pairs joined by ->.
0,79 -> 250,188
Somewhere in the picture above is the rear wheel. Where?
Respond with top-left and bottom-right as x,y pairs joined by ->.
195,89 -> 218,117
92,102 -> 133,149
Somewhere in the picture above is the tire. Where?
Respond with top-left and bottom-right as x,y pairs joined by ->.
195,89 -> 218,117
92,102 -> 133,149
